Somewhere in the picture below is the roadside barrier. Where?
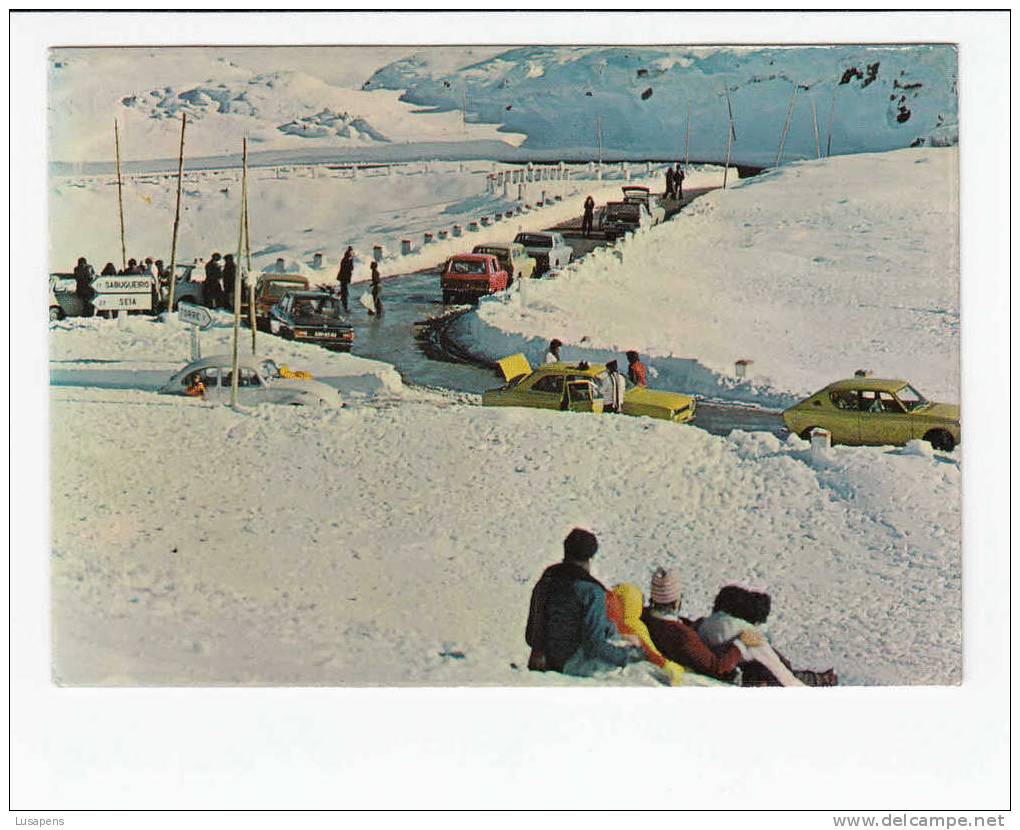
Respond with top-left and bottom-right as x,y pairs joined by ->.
313,252 -> 324,269
423,232 -> 435,245
452,225 -> 463,237
373,245 -> 384,262
735,358 -> 754,379
401,239 -> 413,255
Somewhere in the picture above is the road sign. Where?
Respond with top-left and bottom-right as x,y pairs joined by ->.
178,301 -> 213,330
91,275 -> 152,294
92,293 -> 152,311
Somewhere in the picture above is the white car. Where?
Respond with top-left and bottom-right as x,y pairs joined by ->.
512,231 -> 573,275
160,354 -> 341,407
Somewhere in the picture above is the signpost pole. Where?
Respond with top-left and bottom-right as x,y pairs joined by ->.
825,84 -> 837,157
230,139 -> 247,407
166,113 -> 187,316
775,86 -> 797,168
114,120 -> 127,273
243,161 -> 255,355
684,101 -> 691,168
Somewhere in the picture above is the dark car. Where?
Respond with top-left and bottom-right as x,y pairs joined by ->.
268,291 -> 354,350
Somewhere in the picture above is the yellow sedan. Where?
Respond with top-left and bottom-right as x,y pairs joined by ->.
783,378 -> 960,450
482,354 -> 696,423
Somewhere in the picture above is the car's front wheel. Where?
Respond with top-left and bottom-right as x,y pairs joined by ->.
924,429 -> 956,452
49,306 -> 63,321
799,427 -> 821,441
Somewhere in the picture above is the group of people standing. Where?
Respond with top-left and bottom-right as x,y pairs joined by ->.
526,528 -> 837,687
70,256 -> 163,317
202,252 -> 240,310
336,246 -> 383,317
665,162 -> 686,201
544,339 -> 648,414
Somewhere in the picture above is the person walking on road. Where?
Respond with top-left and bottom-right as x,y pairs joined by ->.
370,260 -> 383,317
204,252 -> 224,309
665,166 -> 675,200
581,195 -> 595,238
626,350 -> 647,387
600,359 -> 625,414
674,163 -> 685,202
545,338 -> 563,364
337,246 -> 354,312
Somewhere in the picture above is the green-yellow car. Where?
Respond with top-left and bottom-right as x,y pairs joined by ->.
482,354 -> 696,423
783,378 -> 960,451
472,242 -> 536,283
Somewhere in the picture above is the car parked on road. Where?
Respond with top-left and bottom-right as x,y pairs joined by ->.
441,253 -> 510,304
166,263 -> 206,310
482,354 -> 696,423
600,200 -> 655,239
268,291 -> 354,350
160,354 -> 341,407
512,231 -> 572,275
782,378 -> 960,451
49,275 -> 82,320
472,242 -> 536,284
245,273 -> 312,330
621,185 -> 666,225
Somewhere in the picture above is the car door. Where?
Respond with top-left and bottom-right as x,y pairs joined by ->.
824,389 -> 862,444
202,367 -> 227,404
527,374 -> 565,410
565,379 -> 600,412
858,391 -> 914,446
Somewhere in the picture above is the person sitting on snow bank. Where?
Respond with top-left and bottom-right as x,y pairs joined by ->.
525,528 -> 645,676
697,585 -> 837,687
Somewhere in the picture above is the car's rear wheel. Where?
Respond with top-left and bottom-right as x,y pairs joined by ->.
924,429 -> 955,452
49,306 -> 63,321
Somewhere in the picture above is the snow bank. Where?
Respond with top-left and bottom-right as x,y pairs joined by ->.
50,388 -> 960,686
464,147 -> 959,407
48,313 -> 403,397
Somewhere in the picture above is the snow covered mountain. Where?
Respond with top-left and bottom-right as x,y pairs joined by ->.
365,45 -> 958,164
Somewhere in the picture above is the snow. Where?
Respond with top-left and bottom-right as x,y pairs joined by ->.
50,386 -> 960,687
464,147 -> 959,407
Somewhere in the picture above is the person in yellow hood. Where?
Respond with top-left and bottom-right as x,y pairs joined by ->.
606,583 -> 685,686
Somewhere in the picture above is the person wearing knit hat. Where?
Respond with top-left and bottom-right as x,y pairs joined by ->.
639,566 -> 762,682
524,528 -> 644,676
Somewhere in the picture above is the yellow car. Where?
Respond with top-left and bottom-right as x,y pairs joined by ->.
482,354 -> 696,423
472,242 -> 537,283
783,378 -> 960,451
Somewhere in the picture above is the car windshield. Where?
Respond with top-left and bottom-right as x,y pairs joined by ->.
266,280 -> 305,299
895,384 -> 930,411
449,260 -> 487,275
515,234 -> 552,248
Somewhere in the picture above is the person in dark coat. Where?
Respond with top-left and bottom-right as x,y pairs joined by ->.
581,196 -> 595,238
370,260 -> 383,316
525,528 -> 644,675
665,166 -> 675,200
222,254 -> 237,306
204,252 -> 223,309
626,350 -> 647,387
337,246 -> 354,312
674,163 -> 685,201
73,257 -> 96,316
100,262 -> 117,276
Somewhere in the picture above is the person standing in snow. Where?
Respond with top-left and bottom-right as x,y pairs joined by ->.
674,163 -> 685,201
100,262 -> 117,277
626,350 -> 647,387
545,338 -> 563,364
370,260 -> 383,317
73,257 -> 95,316
665,166 -> 675,200
525,528 -> 645,675
337,246 -> 354,312
640,569 -> 761,682
204,252 -> 224,309
581,195 -> 596,238
222,254 -> 237,307
600,359 -> 625,414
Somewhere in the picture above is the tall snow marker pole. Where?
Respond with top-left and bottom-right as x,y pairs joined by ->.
243,157 -> 256,355
811,99 -> 821,159
166,112 -> 187,316
114,120 -> 127,273
775,86 -> 797,168
722,89 -> 735,189
684,101 -> 691,168
825,84 -> 837,157
230,138 -> 247,407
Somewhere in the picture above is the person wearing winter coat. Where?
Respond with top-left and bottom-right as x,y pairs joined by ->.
72,257 -> 96,315
337,246 -> 355,312
100,262 -> 117,276
545,338 -> 562,364
606,583 -> 685,686
525,528 -> 645,676
641,568 -> 759,681
626,350 -> 647,387
665,166 -> 675,200
600,360 -> 625,413
581,196 -> 596,238
370,260 -> 383,316
697,585 -> 836,687
674,163 -> 685,201
204,252 -> 224,309
222,254 -> 237,306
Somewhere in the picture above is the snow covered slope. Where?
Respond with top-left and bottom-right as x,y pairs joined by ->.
49,48 -> 525,164
50,387 -> 960,686
467,147 -> 959,406
366,45 -> 958,164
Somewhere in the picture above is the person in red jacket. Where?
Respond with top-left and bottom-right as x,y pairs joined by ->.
640,568 -> 761,681
626,351 -> 647,387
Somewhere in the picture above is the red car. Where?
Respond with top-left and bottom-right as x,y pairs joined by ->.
441,254 -> 510,304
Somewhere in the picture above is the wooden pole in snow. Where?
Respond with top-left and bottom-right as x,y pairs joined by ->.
230,138 -> 247,407
684,101 -> 691,167
114,120 -> 127,273
775,86 -> 797,168
722,89 -> 735,189
825,85 -> 837,157
166,112 -> 187,315
811,100 -> 821,159
243,160 -> 255,355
